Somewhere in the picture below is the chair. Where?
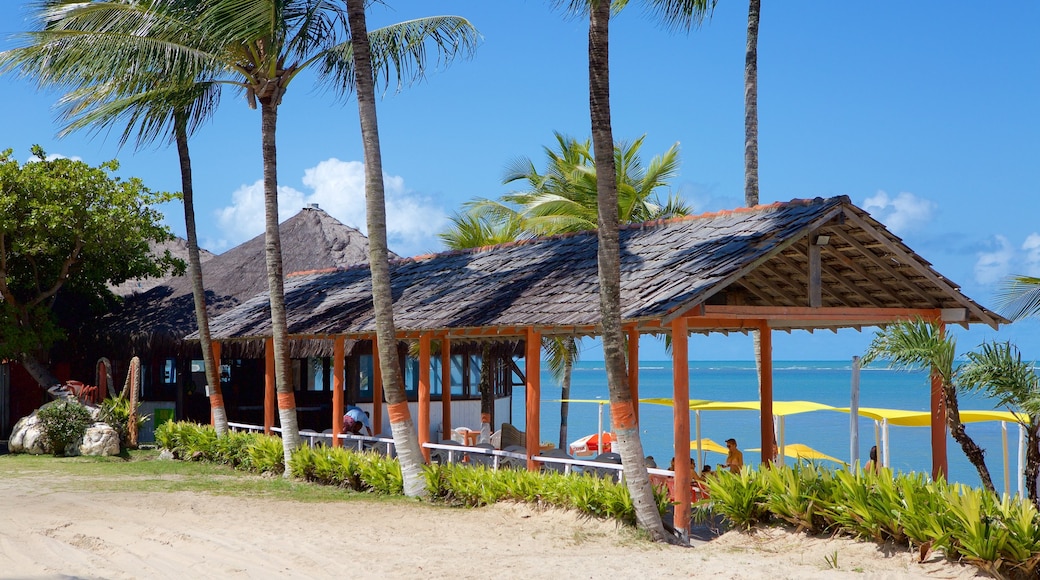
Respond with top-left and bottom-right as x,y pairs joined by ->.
500,445 -> 527,469
499,423 -> 525,449
538,447 -> 572,474
431,440 -> 465,465
591,452 -> 623,482
467,442 -> 496,468
299,429 -> 319,448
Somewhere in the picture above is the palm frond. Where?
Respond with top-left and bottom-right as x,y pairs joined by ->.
960,341 -> 1040,419
995,275 -> 1040,322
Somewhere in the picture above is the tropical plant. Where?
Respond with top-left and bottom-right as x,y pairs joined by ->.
97,394 -> 150,449
566,0 -> 715,543
996,275 -> 1040,321
862,318 -> 995,492
36,400 -> 94,456
960,341 -> 1040,507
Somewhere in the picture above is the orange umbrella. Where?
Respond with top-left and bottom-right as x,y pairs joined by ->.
569,432 -> 615,456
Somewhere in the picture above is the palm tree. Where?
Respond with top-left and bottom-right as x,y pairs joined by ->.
342,2 -> 479,497
3,3 -> 231,435
862,318 -> 996,492
996,275 -> 1040,321
445,134 -> 689,449
960,341 -> 1040,507
4,0 -> 478,470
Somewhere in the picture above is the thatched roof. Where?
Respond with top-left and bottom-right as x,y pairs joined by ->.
97,206 -> 385,356
201,196 -> 1004,343
108,237 -> 216,297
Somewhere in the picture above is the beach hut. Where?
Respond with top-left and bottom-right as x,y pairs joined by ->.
199,196 -> 1005,537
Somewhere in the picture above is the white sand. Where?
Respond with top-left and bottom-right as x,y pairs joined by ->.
0,472 -> 983,579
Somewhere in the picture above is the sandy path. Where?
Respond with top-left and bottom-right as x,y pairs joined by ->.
0,473 -> 982,579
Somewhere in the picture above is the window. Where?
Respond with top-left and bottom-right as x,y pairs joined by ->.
163,358 -> 178,384
358,354 -> 373,400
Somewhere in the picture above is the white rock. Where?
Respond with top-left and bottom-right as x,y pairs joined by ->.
9,413 -> 49,455
80,423 -> 120,457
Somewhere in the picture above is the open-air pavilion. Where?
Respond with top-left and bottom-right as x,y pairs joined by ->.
201,196 -> 1004,534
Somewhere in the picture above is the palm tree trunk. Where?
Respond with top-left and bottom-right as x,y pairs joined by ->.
479,342 -> 493,441
346,0 -> 427,498
259,97 -> 300,469
558,338 -> 574,450
744,0 -> 760,207
942,383 -> 996,492
174,113 -> 227,437
588,0 -> 671,543
1026,422 -> 1040,508
18,351 -> 60,392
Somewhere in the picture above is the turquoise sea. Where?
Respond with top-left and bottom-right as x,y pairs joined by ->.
514,360 -> 1024,493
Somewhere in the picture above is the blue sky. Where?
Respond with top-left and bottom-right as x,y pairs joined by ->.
1,1 -> 1037,361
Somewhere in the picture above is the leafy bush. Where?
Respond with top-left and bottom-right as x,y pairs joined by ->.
36,400 -> 93,456
97,395 -> 149,450
702,467 -> 769,530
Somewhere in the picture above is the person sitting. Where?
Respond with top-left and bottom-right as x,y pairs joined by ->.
865,445 -> 880,474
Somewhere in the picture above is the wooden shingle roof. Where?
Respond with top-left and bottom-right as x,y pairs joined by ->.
202,196 -> 1003,342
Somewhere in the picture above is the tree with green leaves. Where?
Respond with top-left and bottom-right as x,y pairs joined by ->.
2,0 -> 478,470
960,341 -> 1040,507
996,276 -> 1040,322
862,318 -> 996,493
448,132 -> 689,449
0,147 -> 179,391
566,0 -> 715,543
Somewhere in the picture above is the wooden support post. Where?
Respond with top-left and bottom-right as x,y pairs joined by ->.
264,338 -> 275,435
419,333 -> 432,462
931,321 -> 949,480
759,321 -> 775,464
525,328 -> 541,471
808,236 -> 822,307
372,339 -> 383,436
671,317 -> 691,536
441,338 -> 452,441
627,328 -> 640,424
210,341 -> 221,427
332,337 -> 345,448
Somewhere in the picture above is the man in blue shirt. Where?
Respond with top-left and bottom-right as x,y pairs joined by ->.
345,405 -> 372,436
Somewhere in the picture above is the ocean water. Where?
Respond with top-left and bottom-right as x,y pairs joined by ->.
513,360 -> 1024,493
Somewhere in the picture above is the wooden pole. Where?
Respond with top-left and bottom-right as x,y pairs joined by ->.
931,321 -> 948,480
671,317 -> 691,538
758,320 -> 775,464
419,333 -> 431,462
525,328 -> 541,471
264,337 -> 275,435
850,355 -> 861,465
441,338 -> 452,441
372,339 -> 383,436
210,341 -> 221,427
332,336 -> 345,448
627,328 -> 640,423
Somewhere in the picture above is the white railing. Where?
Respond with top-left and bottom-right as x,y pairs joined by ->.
227,422 -> 396,455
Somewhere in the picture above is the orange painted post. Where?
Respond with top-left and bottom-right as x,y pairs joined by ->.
210,341 -> 221,427
418,333 -> 432,462
627,328 -> 640,423
758,321 -> 775,464
264,338 -> 275,434
441,338 -> 452,441
525,328 -> 541,471
372,339 -> 383,436
931,321 -> 949,480
671,317 -> 691,537
332,337 -> 345,448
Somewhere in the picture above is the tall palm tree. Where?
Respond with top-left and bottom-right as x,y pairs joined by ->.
862,318 -> 996,492
3,3 -> 231,435
555,0 -> 713,543
4,0 -> 478,470
960,341 -> 1040,507
996,275 -> 1040,321
342,1 -> 479,497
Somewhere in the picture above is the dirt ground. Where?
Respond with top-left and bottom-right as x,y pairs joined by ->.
0,469 -> 985,579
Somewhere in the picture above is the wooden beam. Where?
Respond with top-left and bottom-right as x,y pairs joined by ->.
821,262 -> 888,307
525,328 -> 541,471
419,333 -> 431,462
842,208 -> 998,328
441,338 -> 452,441
671,317 -> 691,537
932,321 -> 949,480
829,226 -> 936,304
703,305 -> 940,321
758,321 -> 775,465
264,338 -> 275,435
808,238 -> 822,308
332,337 -> 344,448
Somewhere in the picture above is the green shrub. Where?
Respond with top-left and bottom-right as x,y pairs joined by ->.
243,433 -> 285,474
97,395 -> 148,450
703,467 -> 769,530
36,400 -> 93,456
760,463 -> 832,534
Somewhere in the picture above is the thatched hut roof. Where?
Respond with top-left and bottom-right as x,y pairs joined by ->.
109,237 -> 216,297
96,205 -> 385,357
201,196 -> 1003,344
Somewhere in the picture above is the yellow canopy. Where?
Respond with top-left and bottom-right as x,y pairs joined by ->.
836,407 -> 1030,427
689,438 -> 729,455
748,443 -> 846,464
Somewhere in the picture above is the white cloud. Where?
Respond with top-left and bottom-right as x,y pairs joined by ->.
861,191 -> 936,235
212,158 -> 447,257
1022,233 -> 1040,277
24,152 -> 83,163
973,235 -> 1014,285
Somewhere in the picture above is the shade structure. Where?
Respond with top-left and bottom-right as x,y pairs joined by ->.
569,432 -> 614,456
750,443 -> 845,465
689,438 -> 729,455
